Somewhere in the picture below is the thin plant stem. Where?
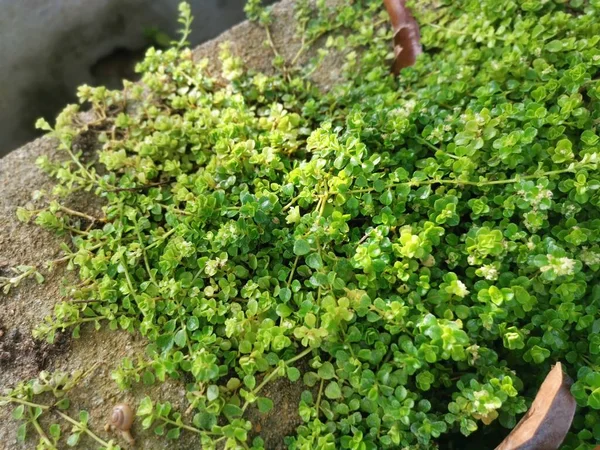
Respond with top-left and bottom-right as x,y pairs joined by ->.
414,136 -> 459,160
134,218 -> 157,286
120,255 -> 137,298
241,347 -> 313,413
55,411 -> 111,447
345,166 -> 580,195
30,410 -> 56,450
0,397 -> 50,410
315,378 -> 325,418
58,205 -> 106,223
144,228 -> 177,251
287,256 -> 300,287
265,26 -> 282,59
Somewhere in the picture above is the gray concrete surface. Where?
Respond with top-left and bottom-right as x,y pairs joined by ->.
0,0 -> 266,157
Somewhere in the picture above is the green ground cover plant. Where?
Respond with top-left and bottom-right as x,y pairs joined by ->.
3,0 -> 600,448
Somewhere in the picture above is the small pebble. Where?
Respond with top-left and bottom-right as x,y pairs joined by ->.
7,329 -> 21,342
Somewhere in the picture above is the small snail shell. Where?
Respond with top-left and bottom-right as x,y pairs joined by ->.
110,404 -> 134,431
107,404 -> 135,446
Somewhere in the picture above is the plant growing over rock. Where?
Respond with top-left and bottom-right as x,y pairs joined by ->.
4,0 -> 600,448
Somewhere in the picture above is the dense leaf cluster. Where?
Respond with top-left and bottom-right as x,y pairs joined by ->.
8,0 -> 600,448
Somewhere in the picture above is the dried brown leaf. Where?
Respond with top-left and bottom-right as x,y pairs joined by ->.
383,0 -> 422,74
495,362 -> 576,450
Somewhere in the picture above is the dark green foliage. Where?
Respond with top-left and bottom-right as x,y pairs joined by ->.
9,0 -> 600,448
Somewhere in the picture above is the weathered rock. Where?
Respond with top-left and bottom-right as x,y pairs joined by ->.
0,1 -> 349,448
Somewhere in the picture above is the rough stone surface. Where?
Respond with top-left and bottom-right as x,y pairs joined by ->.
0,1 -> 348,448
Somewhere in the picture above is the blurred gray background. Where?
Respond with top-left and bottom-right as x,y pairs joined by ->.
0,0 -> 266,157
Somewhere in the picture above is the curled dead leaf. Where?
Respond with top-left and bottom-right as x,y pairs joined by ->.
383,0 -> 422,74
495,362 -> 576,450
